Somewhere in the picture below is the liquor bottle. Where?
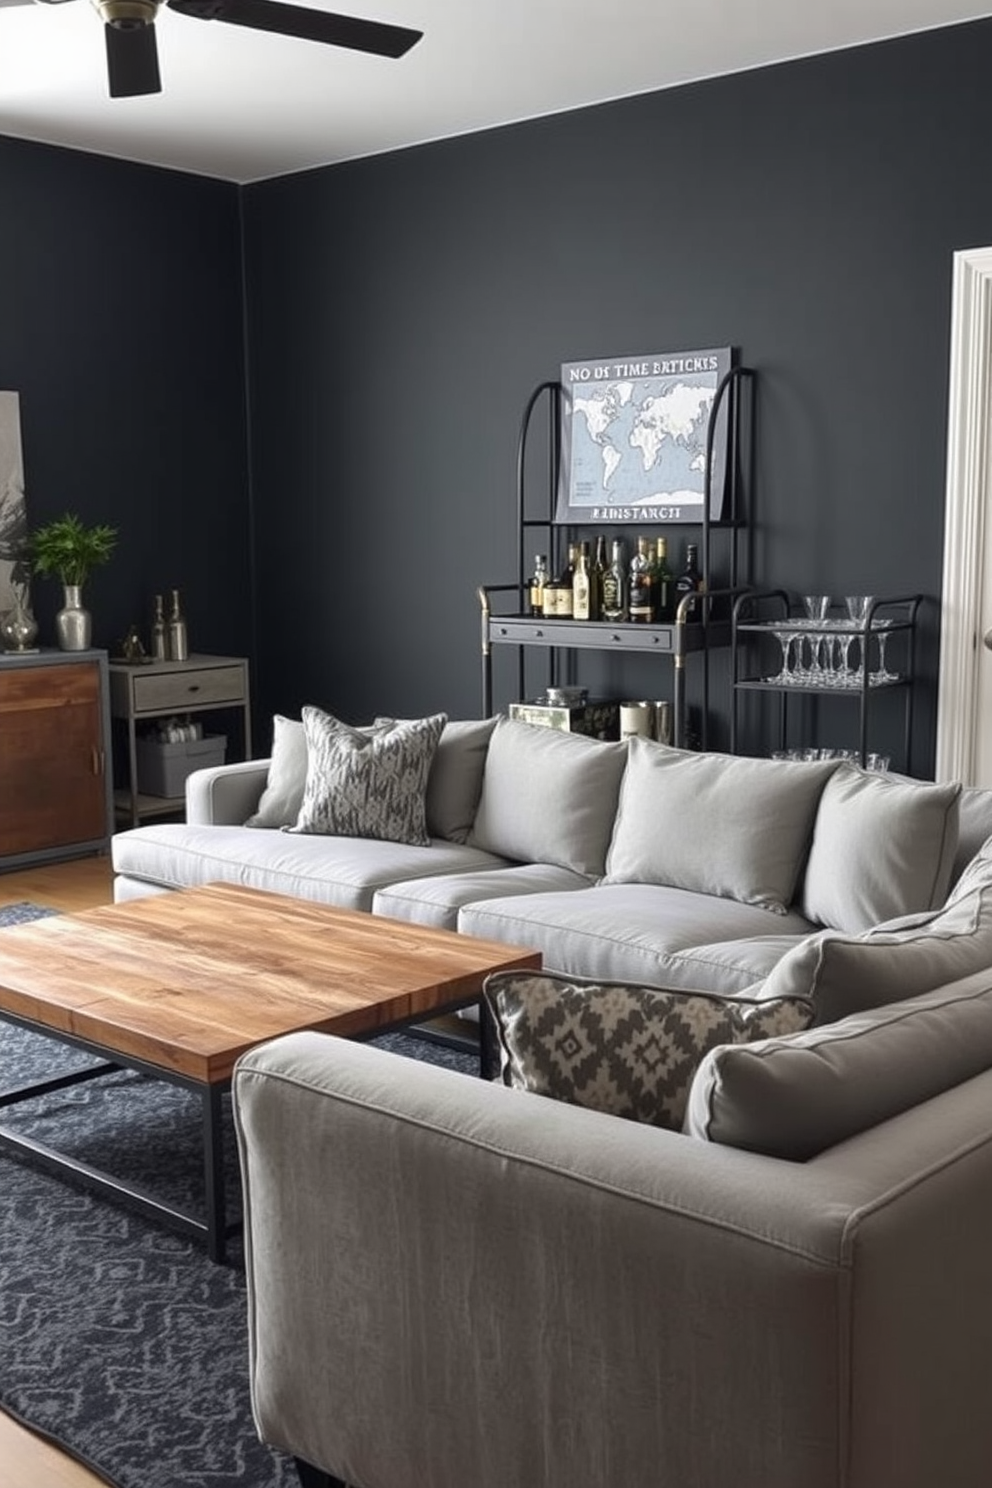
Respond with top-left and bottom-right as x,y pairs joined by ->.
167,588 -> 189,661
593,535 -> 609,619
573,541 -> 593,621
150,593 -> 167,661
674,543 -> 703,623
555,544 -> 576,619
654,537 -> 673,623
601,539 -> 627,621
628,535 -> 655,623
528,554 -> 548,616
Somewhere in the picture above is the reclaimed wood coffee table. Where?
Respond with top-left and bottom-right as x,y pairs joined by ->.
0,882 -> 540,1262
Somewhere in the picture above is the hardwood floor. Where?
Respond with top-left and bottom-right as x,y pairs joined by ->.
0,854 -> 116,1488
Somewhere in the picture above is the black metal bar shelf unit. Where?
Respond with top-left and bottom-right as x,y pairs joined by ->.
730,590 -> 923,769
479,365 -> 755,747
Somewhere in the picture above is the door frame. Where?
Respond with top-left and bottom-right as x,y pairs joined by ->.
935,245 -> 992,785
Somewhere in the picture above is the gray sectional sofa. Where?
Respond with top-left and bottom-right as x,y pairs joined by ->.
113,709 -> 992,1485
235,966 -> 992,1488
112,712 -> 992,1021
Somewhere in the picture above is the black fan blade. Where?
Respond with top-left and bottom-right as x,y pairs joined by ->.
166,0 -> 421,58
105,21 -> 162,97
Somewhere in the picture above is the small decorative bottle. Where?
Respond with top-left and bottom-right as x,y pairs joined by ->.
167,588 -> 189,661
528,554 -> 548,617
150,594 -> 167,661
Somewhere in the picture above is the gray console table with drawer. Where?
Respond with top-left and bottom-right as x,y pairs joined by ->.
109,653 -> 252,827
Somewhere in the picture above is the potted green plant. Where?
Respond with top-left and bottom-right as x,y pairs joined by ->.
29,512 -> 118,651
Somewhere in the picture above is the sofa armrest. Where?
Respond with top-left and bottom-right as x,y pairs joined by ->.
235,1032 -> 929,1488
184,758 -> 270,825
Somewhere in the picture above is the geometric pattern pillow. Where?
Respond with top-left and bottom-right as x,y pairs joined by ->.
290,707 -> 446,846
483,970 -> 813,1130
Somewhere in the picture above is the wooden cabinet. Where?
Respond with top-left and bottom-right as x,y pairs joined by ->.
0,651 -> 113,869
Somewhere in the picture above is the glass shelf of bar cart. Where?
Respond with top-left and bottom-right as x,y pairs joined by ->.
730,591 -> 923,769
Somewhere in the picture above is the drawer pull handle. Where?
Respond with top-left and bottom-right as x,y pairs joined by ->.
611,633 -> 622,642
188,684 -> 200,693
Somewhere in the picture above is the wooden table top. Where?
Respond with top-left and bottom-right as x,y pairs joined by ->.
0,883 -> 541,1083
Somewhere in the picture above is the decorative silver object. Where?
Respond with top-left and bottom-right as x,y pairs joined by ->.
55,584 -> 92,651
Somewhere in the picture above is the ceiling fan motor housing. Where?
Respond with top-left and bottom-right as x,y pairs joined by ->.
92,0 -> 158,28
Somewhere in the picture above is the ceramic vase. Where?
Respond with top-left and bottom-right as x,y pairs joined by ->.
55,583 -> 91,651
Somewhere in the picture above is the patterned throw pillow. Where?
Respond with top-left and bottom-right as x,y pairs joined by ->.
290,707 -> 446,846
483,970 -> 813,1130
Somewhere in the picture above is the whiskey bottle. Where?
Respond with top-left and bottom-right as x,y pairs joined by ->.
528,554 -> 548,616
167,588 -> 189,661
573,541 -> 593,621
601,539 -> 627,621
150,593 -> 167,661
555,544 -> 576,619
674,543 -> 703,623
593,535 -> 609,619
628,536 -> 655,623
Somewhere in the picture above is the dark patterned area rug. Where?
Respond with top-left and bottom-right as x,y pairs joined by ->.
0,901 -> 478,1488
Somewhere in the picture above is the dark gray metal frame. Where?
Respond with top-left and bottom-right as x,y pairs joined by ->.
478,367 -> 755,749
0,1008 -> 235,1263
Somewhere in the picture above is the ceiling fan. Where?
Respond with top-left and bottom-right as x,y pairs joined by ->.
5,0 -> 422,99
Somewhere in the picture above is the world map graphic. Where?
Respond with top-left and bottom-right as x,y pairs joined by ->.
557,348 -> 731,523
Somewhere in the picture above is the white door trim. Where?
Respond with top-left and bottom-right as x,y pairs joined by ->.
935,246 -> 992,785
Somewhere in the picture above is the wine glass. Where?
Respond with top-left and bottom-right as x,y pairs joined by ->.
844,596 -> 873,687
802,595 -> 831,683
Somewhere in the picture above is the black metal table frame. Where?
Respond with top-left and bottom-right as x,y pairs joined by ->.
0,997 -> 489,1264
0,1008 -> 233,1263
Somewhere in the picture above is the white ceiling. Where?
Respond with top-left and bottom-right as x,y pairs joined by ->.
0,0 -> 988,183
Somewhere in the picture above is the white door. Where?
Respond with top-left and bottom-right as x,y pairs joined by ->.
936,246 -> 992,787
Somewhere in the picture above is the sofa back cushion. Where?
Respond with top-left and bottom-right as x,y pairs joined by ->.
604,741 -> 835,914
484,968 -> 813,1131
756,840 -> 992,1023
800,765 -> 960,933
953,784 -> 992,885
246,713 -> 309,829
685,970 -> 992,1160
469,719 -> 626,877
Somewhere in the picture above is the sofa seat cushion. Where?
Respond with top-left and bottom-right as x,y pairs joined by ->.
685,968 -> 992,1160
372,864 -> 593,932
459,884 -> 817,994
469,719 -> 627,877
754,841 -> 992,1024
604,742 -> 836,914
801,765 -> 961,933
484,969 -> 813,1130
111,824 -> 511,913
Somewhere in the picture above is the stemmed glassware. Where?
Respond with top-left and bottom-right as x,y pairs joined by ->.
843,595 -> 872,687
802,595 -> 831,685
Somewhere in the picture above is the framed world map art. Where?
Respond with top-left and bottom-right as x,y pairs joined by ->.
555,346 -> 735,524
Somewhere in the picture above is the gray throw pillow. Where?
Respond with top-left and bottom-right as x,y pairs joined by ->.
801,765 -> 961,932
605,741 -> 836,914
469,718 -> 627,877
291,707 -> 446,846
377,716 -> 497,843
245,714 -> 308,828
758,839 -> 992,1023
685,973 -> 992,1160
484,969 -> 813,1131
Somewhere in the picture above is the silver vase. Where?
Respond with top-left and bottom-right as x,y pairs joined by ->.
55,584 -> 92,651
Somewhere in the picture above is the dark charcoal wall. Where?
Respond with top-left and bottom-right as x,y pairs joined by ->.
0,137 -> 249,659
241,17 -> 992,773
